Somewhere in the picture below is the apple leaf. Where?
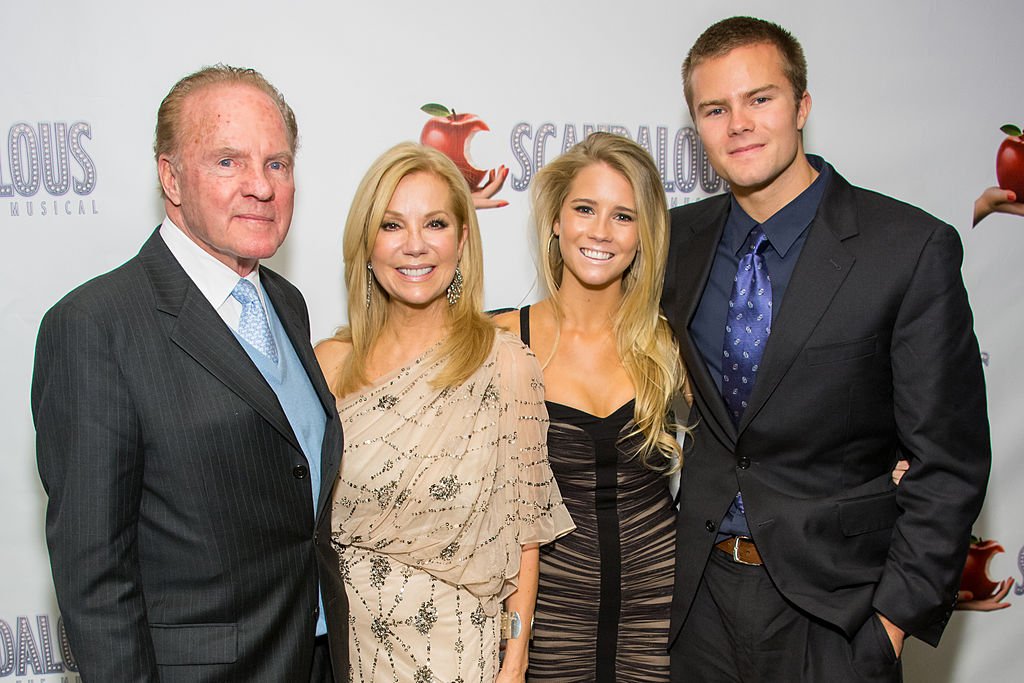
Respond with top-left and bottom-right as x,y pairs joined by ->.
421,103 -> 452,118
1000,123 -> 1023,137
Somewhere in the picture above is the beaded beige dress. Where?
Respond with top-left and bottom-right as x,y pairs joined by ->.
330,331 -> 574,683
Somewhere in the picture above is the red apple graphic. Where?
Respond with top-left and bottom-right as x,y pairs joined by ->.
996,123 -> 1024,198
420,103 -> 489,189
959,537 -> 1004,600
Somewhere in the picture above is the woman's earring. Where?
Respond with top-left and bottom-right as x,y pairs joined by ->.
365,262 -> 373,309
446,266 -> 463,306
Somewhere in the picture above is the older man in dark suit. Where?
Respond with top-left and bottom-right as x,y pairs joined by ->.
663,17 -> 990,682
32,65 -> 346,682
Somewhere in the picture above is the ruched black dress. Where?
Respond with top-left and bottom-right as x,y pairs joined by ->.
520,306 -> 675,683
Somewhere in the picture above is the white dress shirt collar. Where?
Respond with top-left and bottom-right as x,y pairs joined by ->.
158,217 -> 267,330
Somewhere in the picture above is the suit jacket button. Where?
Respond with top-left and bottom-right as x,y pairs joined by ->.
293,464 -> 309,479
705,520 -> 715,532
737,457 -> 751,469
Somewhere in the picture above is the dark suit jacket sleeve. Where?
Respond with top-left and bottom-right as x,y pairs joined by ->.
32,300 -> 159,681
873,224 -> 990,641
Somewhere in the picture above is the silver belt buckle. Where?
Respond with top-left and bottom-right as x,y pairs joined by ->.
732,535 -> 759,566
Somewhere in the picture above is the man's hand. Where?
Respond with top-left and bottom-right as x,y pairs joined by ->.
891,459 -> 909,486
876,613 -> 905,658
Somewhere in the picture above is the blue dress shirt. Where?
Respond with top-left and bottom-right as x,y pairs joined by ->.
689,155 -> 832,539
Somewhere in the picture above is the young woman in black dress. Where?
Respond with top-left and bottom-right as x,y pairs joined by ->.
495,132 -> 687,682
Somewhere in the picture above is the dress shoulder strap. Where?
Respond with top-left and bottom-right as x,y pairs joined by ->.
519,305 -> 532,348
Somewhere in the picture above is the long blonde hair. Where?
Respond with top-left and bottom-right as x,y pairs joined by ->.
533,132 -> 687,472
332,142 -> 494,395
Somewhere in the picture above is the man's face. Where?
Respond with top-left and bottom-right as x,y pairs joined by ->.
159,83 -> 295,276
689,42 -> 810,197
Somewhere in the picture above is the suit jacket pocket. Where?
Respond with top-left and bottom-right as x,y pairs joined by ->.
838,489 -> 899,536
150,623 -> 238,665
806,335 -> 877,366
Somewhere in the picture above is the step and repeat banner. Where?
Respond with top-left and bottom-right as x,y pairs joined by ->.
2,1 -> 1021,680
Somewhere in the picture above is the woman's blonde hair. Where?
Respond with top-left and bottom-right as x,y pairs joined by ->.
332,142 -> 494,395
533,132 -> 688,472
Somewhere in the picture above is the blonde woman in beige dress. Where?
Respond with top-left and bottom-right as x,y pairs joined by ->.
316,142 -> 574,683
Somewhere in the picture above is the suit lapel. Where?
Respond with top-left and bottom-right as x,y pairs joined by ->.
262,269 -> 343,521
139,231 -> 302,454
738,176 -> 858,433
667,199 -> 738,446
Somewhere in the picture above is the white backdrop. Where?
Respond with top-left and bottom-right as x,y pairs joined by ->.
3,1 -> 1021,680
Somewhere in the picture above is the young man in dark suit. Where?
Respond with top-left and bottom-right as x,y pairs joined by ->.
663,17 -> 990,682
33,65 -> 346,682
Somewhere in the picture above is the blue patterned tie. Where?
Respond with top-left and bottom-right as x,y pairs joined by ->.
231,279 -> 279,363
722,226 -> 771,424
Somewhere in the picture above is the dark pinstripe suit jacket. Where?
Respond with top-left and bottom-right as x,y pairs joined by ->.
32,229 -> 347,682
